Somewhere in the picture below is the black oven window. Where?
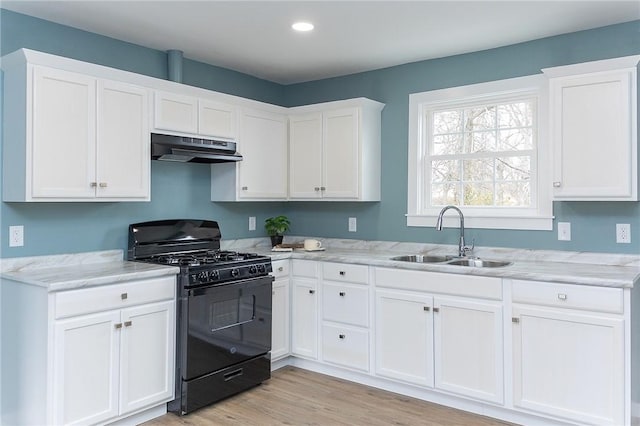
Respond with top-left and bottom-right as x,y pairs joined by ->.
209,294 -> 255,331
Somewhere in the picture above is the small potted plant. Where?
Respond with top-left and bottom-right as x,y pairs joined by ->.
265,215 -> 290,247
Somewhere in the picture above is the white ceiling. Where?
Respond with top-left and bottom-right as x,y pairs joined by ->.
2,1 -> 639,84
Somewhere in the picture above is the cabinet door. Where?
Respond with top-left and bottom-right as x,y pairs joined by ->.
323,108 -> 359,199
512,305 -> 624,425
53,310 -> 120,426
154,91 -> 198,134
271,277 -> 290,360
375,289 -> 433,387
32,66 -> 96,198
551,70 -> 636,200
433,297 -> 503,404
289,113 -> 323,198
199,99 -> 237,140
238,108 -> 288,199
96,80 -> 150,199
119,301 -> 175,415
291,277 -> 318,359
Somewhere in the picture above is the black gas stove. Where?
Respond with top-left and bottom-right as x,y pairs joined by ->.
127,219 -> 273,415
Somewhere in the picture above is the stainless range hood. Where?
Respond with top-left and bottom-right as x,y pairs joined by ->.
151,133 -> 243,163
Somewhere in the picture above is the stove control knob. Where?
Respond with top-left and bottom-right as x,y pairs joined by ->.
210,270 -> 220,280
249,265 -> 257,274
230,268 -> 240,277
257,264 -> 266,273
197,271 -> 209,282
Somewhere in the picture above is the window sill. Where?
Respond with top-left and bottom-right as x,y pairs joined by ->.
406,214 -> 554,231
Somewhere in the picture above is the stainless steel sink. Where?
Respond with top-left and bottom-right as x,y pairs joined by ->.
390,255 -> 512,268
445,258 -> 512,268
390,254 -> 452,263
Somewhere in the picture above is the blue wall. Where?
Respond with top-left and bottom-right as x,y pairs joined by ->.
1,9 -> 639,258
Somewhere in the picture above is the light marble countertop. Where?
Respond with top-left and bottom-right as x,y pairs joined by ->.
226,237 -> 640,289
1,250 -> 179,292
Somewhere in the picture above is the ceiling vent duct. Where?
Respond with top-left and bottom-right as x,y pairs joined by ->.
167,49 -> 183,83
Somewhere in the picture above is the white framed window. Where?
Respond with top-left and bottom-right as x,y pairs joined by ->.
407,75 -> 553,230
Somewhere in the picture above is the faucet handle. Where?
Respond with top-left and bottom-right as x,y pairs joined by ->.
462,239 -> 475,257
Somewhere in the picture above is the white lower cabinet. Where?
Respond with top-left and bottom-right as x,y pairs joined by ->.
53,300 -> 174,425
1,275 -> 176,426
291,260 -> 319,359
511,280 -> 625,425
271,260 -> 290,360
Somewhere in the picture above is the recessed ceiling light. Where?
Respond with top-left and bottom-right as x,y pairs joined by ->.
292,22 -> 314,32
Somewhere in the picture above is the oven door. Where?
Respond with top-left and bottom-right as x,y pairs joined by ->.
186,275 -> 273,380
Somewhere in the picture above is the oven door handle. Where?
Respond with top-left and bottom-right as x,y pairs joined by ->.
188,275 -> 273,296
223,368 -> 244,381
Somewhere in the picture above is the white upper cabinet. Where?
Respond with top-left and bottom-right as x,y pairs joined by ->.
2,57 -> 151,202
543,55 -> 640,201
289,98 -> 384,201
211,106 -> 288,201
153,91 -> 237,141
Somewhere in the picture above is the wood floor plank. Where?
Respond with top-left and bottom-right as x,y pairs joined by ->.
143,367 -> 515,426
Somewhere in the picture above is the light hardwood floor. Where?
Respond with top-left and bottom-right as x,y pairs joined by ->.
143,366 -> 515,426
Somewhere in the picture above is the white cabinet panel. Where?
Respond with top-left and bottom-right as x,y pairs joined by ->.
291,278 -> 318,359
53,310 -> 121,426
289,113 -> 323,198
119,301 -> 175,415
198,99 -> 237,140
433,297 -> 503,404
153,91 -> 198,134
375,289 -> 433,387
97,80 -> 150,198
322,324 -> 369,371
271,264 -> 290,361
512,305 -> 624,425
544,56 -> 639,200
322,282 -> 368,327
323,108 -> 359,198
32,66 -> 96,198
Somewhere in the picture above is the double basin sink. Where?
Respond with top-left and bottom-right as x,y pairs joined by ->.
390,254 -> 511,268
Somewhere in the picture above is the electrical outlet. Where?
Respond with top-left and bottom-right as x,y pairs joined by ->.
248,216 -> 256,231
616,223 -> 631,244
9,225 -> 24,247
348,217 -> 357,232
557,222 -> 571,241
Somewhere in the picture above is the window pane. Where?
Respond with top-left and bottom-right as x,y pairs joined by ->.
463,159 -> 493,181
432,183 -> 460,206
498,101 -> 533,128
496,182 -> 531,206
432,160 -> 459,182
463,182 -> 494,206
433,134 -> 463,155
498,128 -> 533,151
466,130 -> 496,153
433,110 -> 462,134
464,106 -> 495,131
496,156 -> 530,181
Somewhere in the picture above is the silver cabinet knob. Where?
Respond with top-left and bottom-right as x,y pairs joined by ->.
124,320 -> 132,327
90,182 -> 97,188
99,182 -> 107,188
241,186 -> 248,190
553,182 -> 561,188
423,306 -> 430,312
309,289 -> 315,294
278,266 -> 284,272
314,187 -> 320,191
339,291 -> 346,296
558,293 -> 567,301
121,293 -> 128,300
320,186 -> 326,191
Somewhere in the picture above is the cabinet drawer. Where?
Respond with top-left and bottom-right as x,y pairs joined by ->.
512,280 -> 623,314
292,259 -> 318,278
271,260 -> 289,278
322,262 -> 368,284
323,282 -> 369,326
54,276 -> 176,319
322,324 -> 369,372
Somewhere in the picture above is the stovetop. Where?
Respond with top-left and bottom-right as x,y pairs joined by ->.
147,250 -> 264,267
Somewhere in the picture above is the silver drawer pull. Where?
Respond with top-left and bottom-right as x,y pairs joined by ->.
558,293 -> 567,301
90,182 -> 97,188
338,334 -> 346,339
339,291 -> 346,296
423,306 -> 430,312
433,307 -> 440,313
121,293 -> 128,300
99,182 -> 107,188
278,266 -> 284,272
124,320 -> 132,327
114,323 -> 123,329
339,271 -> 345,276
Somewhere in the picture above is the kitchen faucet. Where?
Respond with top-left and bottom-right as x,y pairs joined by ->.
435,205 -> 474,257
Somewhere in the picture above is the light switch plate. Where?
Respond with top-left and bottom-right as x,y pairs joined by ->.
9,225 -> 24,247
348,217 -> 357,232
249,216 -> 256,231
